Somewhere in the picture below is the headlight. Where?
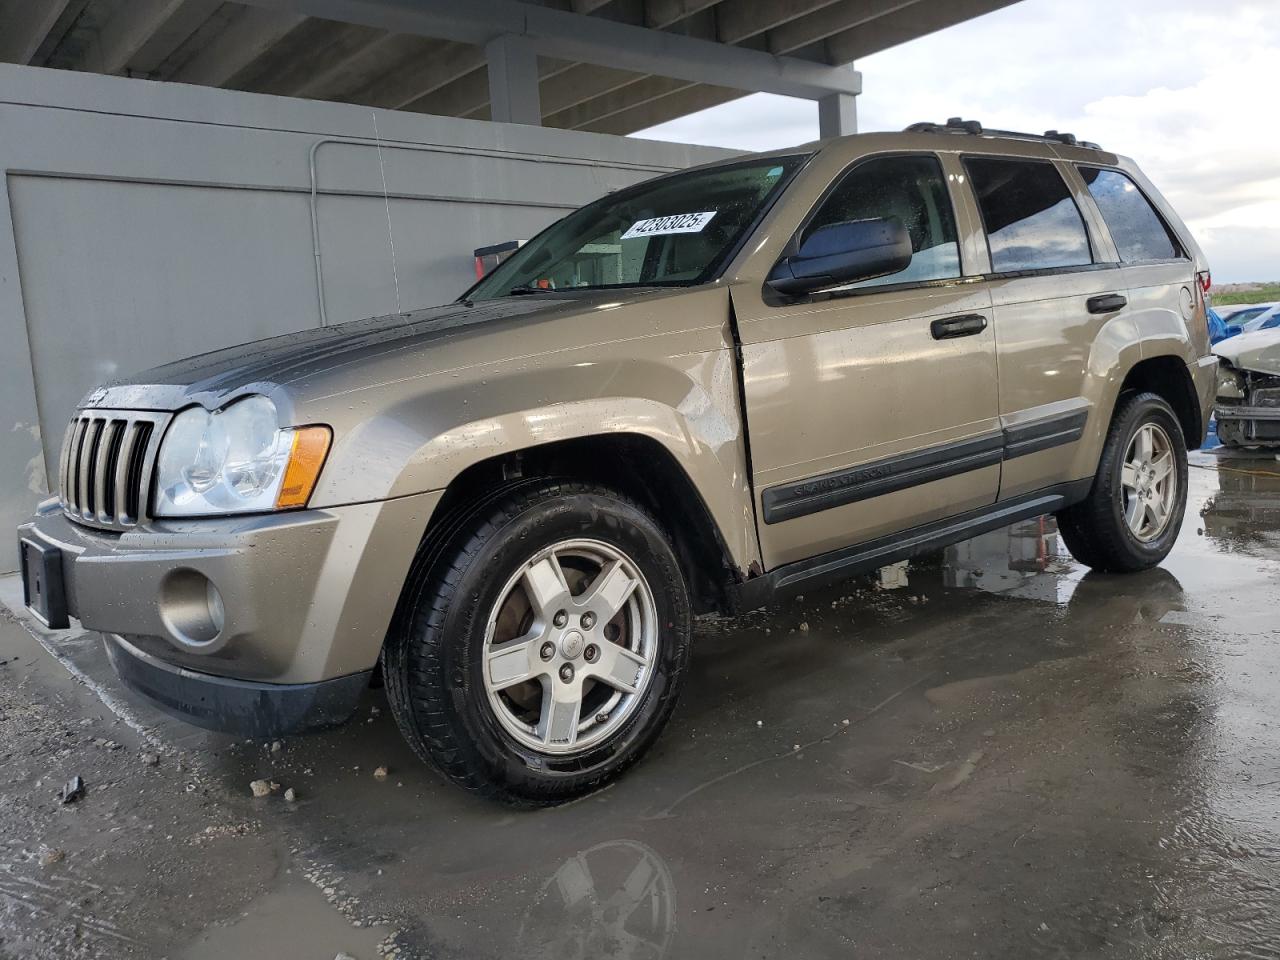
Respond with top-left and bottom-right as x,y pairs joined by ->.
1215,363 -> 1246,400
153,395 -> 331,517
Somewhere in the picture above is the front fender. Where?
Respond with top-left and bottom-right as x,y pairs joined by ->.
309,338 -> 759,573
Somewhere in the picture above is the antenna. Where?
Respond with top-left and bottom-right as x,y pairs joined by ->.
370,111 -> 402,316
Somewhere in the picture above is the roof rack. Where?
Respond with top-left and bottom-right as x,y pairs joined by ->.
904,117 -> 1102,151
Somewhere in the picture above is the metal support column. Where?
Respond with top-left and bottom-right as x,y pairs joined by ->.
818,90 -> 857,138
486,35 -> 542,125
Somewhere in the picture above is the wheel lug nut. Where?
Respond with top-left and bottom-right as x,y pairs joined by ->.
559,664 -> 574,683
552,610 -> 568,628
540,642 -> 555,661
581,611 -> 596,630
584,644 -> 599,663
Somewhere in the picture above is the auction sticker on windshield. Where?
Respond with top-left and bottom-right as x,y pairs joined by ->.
621,211 -> 717,240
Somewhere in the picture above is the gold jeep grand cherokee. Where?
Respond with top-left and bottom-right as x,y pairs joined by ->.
18,119 -> 1216,803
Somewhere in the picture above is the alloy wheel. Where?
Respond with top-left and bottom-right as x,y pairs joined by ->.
481,538 -> 658,755
1120,422 -> 1177,542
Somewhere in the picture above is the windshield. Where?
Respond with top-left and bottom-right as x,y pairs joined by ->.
467,156 -> 807,300
1231,307 -> 1268,325
1243,309 -> 1280,332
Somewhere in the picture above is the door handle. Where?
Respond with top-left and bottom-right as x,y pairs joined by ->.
930,314 -> 988,340
1087,293 -> 1127,314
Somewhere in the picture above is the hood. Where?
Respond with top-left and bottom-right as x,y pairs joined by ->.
79,289 -> 672,412
1213,328 -> 1280,376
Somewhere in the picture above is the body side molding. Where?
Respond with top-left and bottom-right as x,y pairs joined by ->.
761,408 -> 1089,525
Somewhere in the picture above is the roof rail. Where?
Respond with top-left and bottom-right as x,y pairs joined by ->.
904,117 -> 1102,151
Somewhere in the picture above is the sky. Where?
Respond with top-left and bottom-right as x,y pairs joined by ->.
634,0 -> 1280,283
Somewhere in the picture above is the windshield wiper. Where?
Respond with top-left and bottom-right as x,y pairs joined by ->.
504,284 -> 556,296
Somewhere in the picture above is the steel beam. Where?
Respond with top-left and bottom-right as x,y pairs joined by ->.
555,0 -> 884,137
348,39 -> 488,110
288,32 -> 423,100
406,57 -> 570,118
766,0 -> 924,54
407,0 -> 725,121
580,82 -> 740,134
91,0 -> 189,74
239,20 -> 384,95
715,0 -> 840,45
235,0 -> 862,99
546,75 -> 693,130
643,0 -> 719,28
825,0 -> 1020,61
0,0 -> 73,64
125,0 -> 221,76
168,6 -> 304,86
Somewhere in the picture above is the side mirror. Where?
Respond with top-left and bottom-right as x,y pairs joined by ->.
766,217 -> 912,296
1224,324 -> 1242,339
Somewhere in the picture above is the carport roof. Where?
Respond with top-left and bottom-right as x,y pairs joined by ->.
0,0 -> 1020,134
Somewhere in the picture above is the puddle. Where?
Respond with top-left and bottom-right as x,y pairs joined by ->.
177,872 -> 386,960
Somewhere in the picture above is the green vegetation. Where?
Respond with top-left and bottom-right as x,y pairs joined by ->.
1213,284 -> 1280,306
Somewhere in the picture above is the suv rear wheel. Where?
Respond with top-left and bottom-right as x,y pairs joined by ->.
1057,392 -> 1188,572
384,480 -> 692,804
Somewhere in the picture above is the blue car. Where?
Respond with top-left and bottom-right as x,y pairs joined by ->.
1207,308 -> 1242,344
1240,304 -> 1280,333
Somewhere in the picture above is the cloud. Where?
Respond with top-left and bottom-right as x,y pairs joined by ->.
634,0 -> 1280,282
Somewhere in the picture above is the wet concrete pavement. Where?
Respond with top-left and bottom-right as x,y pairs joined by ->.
2,449 -> 1280,959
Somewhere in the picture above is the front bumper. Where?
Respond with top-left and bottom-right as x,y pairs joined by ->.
1215,403 -> 1280,444
106,634 -> 371,736
1216,404 -> 1280,422
17,488 -> 440,706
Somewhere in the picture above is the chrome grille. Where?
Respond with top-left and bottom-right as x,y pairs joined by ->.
59,410 -> 168,530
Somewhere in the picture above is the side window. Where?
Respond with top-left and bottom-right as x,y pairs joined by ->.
1078,167 -> 1181,263
964,158 -> 1093,273
804,154 -> 961,289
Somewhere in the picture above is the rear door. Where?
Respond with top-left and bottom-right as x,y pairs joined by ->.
1074,164 -> 1203,356
960,155 -> 1128,500
731,152 -> 1001,569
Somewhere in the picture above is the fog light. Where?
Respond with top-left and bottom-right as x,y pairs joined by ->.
158,569 -> 223,646
206,579 -> 225,635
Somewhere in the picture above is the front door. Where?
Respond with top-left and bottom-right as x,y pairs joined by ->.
731,153 -> 1001,569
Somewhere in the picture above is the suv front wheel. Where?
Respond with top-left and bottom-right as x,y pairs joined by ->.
1057,391 -> 1189,572
384,480 -> 692,804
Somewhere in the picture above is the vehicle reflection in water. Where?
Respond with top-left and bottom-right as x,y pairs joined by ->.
941,514 -> 1078,604
1199,451 -> 1280,546
518,840 -> 676,960
937,513 -> 1193,621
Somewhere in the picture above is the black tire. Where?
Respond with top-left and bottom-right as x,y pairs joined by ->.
383,479 -> 692,805
1057,391 -> 1189,573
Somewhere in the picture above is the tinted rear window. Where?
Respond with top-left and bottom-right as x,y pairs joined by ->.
1078,166 -> 1181,263
965,157 -> 1092,273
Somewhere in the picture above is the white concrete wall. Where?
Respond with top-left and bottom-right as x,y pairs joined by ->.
0,64 -> 733,571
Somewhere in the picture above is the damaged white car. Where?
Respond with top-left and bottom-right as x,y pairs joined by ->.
1214,329 -> 1280,448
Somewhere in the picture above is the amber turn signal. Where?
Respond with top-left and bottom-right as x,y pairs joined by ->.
275,426 -> 332,509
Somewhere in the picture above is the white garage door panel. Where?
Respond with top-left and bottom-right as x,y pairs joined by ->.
10,175 -> 320,476
314,194 -> 573,326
